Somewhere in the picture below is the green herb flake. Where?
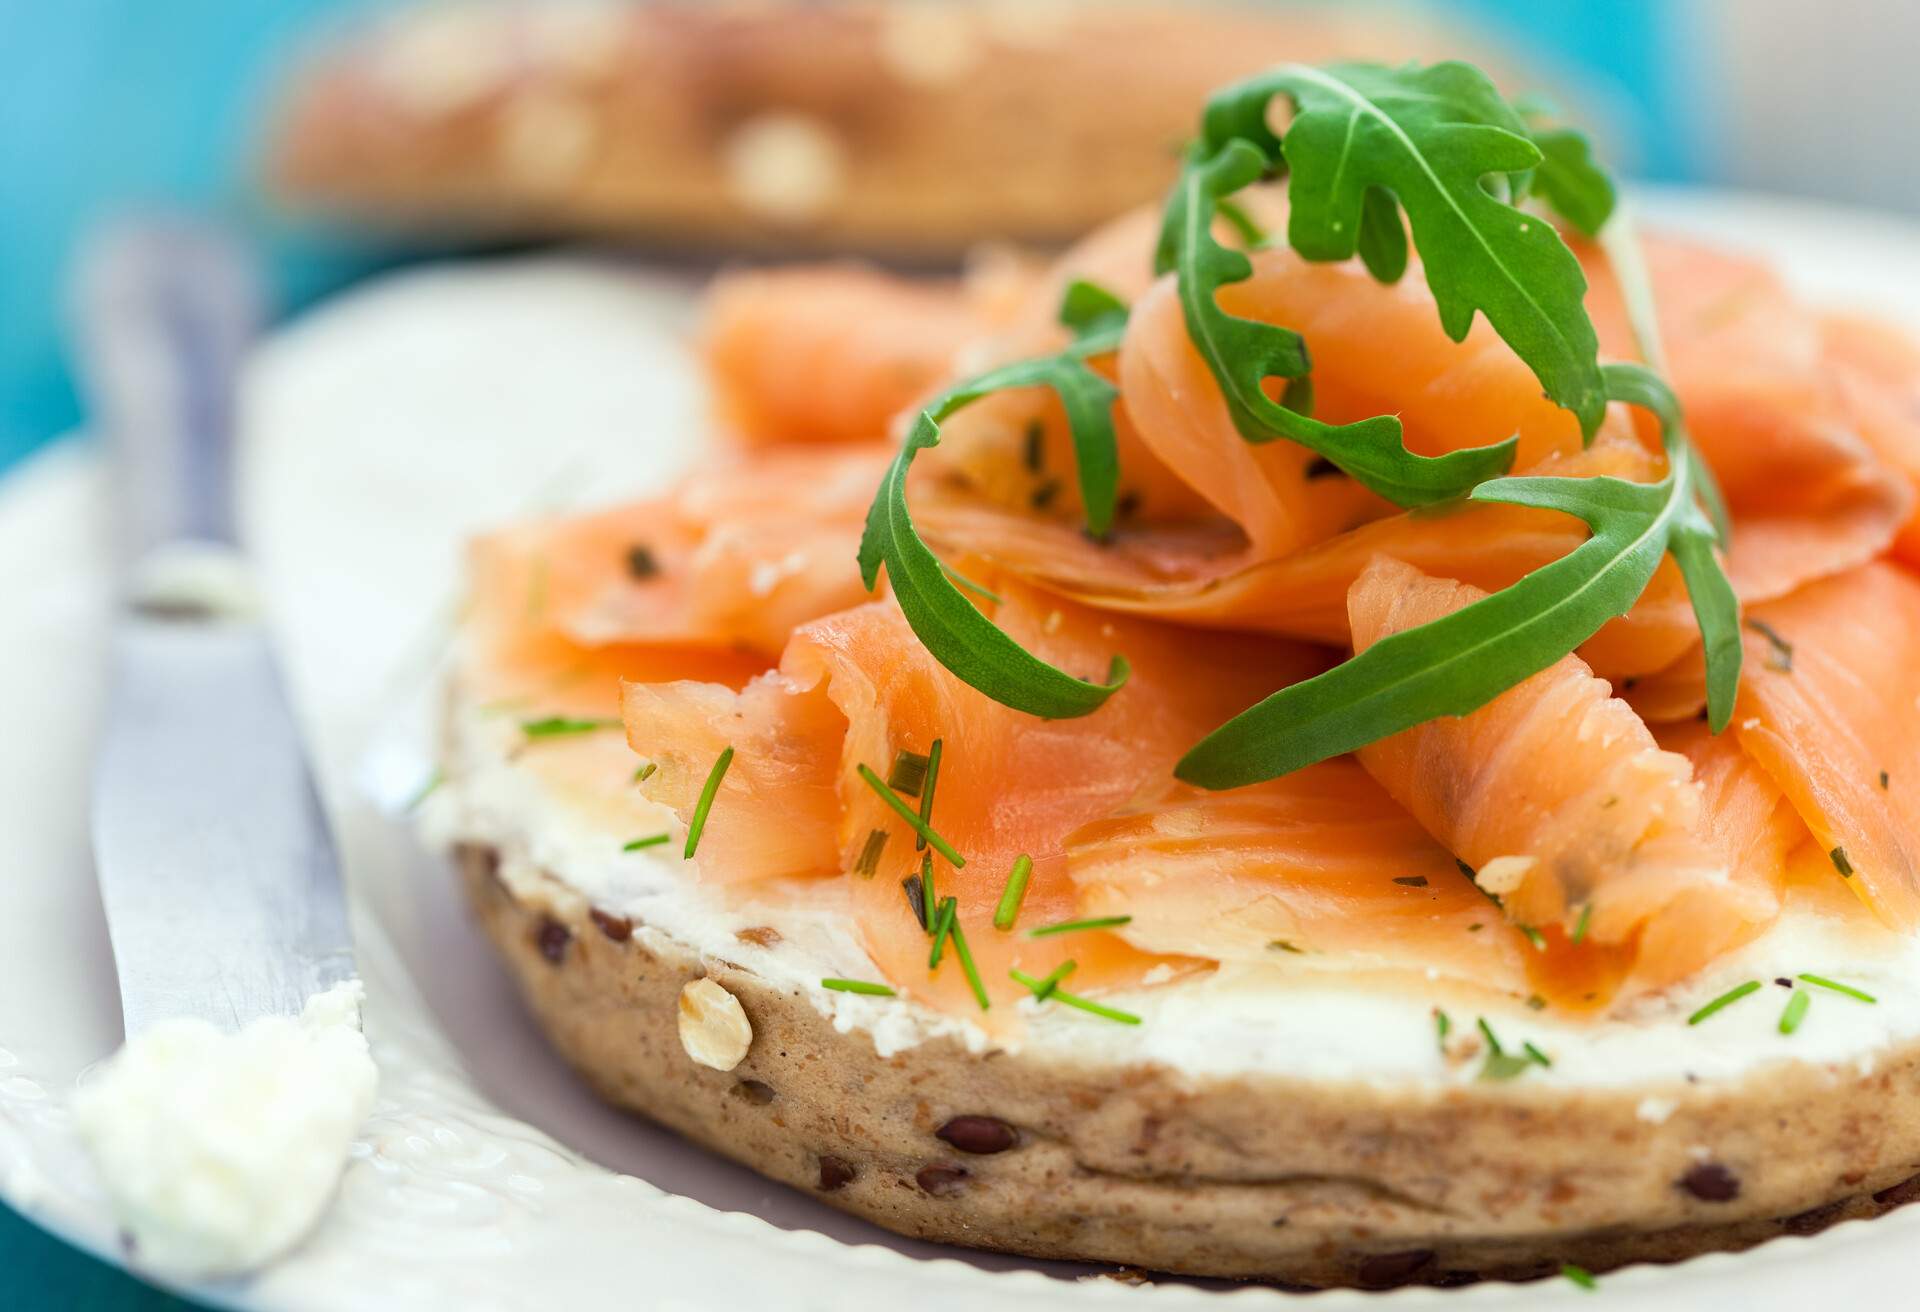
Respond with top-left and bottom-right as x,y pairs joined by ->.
1026,959 -> 1079,1001
623,833 -> 671,852
1525,994 -> 1547,1012
856,763 -> 966,867
1745,616 -> 1794,672
632,761 -> 657,784
1392,875 -> 1429,888
1010,970 -> 1139,1024
886,749 -> 931,798
1269,939 -> 1305,954
1880,769 -> 1891,790
1561,1263 -> 1598,1292
1688,979 -> 1762,1026
1434,1008 -> 1452,1052
1779,988 -> 1811,1035
920,852 -> 937,923
993,854 -> 1035,931
404,769 -> 444,813
521,716 -> 622,739
1520,924 -> 1547,952
625,543 -> 660,580
1797,973 -> 1877,1004
948,916 -> 991,1011
684,746 -> 734,859
853,828 -> 890,878
928,896 -> 958,969
1022,421 -> 1045,472
1476,1016 -> 1505,1057
1831,846 -> 1855,877
901,873 -> 928,931
821,978 -> 895,997
1523,1040 -> 1552,1067
1480,1051 -> 1535,1082
1027,915 -> 1133,939
1571,902 -> 1593,946
915,739 -> 944,853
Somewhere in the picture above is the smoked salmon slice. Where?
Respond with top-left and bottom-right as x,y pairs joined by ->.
1065,763 -> 1532,994
1346,558 -> 1780,990
1713,562 -> 1920,928
624,574 -> 1327,1019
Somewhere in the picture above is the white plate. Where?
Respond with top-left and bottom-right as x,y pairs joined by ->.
5,190 -> 1920,1311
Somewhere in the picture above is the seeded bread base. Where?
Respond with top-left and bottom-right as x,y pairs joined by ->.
453,842 -> 1920,1289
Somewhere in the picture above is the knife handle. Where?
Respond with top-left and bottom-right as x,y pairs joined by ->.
71,219 -> 265,564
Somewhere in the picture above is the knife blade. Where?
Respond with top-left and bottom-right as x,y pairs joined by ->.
76,220 -> 357,1037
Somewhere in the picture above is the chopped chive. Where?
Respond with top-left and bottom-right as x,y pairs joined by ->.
857,762 -> 964,866
1688,979 -> 1761,1025
821,978 -> 894,996
1779,988 -> 1811,1034
1830,846 -> 1855,877
1519,924 -> 1547,951
1561,1263 -> 1597,1291
1745,616 -> 1793,672
625,543 -> 660,580
632,761 -> 657,783
993,854 -> 1034,930
1269,939 -> 1305,954
623,833 -> 671,852
404,768 -> 444,813
521,716 -> 621,739
1481,1052 -> 1534,1081
1797,973 -> 1877,1004
1523,1041 -> 1552,1068
853,828 -> 890,877
886,749 -> 931,798
1022,420 -> 1045,472
1571,902 -> 1593,946
948,916 -> 990,1011
901,873 -> 928,930
684,746 -> 734,859
1477,1016 -> 1504,1056
1434,1008 -> 1452,1052
1028,959 -> 1078,1001
1010,970 -> 1138,1024
1027,914 -> 1132,939
938,560 -> 1004,605
1392,875 -> 1429,887
928,897 -> 957,969
915,739 -> 944,853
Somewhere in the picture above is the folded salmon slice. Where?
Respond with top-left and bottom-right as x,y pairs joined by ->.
470,445 -> 892,670
1712,562 -> 1920,928
624,577 -> 1327,1018
1065,764 -> 1531,994
1346,558 -> 1781,991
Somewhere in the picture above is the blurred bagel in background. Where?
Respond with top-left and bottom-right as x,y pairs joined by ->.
262,0 -> 1503,257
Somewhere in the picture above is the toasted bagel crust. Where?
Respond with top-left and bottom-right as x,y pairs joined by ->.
454,843 -> 1920,1288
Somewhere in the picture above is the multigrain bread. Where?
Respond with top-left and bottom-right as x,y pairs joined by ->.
452,839 -> 1920,1289
263,0 -> 1504,256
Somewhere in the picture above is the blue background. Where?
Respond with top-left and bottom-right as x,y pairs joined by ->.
0,1 -> 1686,1305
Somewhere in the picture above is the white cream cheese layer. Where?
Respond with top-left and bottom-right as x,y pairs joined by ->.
429,685 -> 1920,1090
72,981 -> 377,1279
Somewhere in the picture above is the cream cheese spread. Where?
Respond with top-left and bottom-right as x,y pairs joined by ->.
72,981 -> 377,1279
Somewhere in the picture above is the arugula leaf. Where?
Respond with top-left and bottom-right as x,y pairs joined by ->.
1176,362 -> 1739,788
1528,124 -> 1617,237
1156,141 -> 1518,506
1175,61 -> 1609,446
858,354 -> 1130,721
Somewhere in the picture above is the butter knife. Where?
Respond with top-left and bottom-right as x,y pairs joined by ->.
77,220 -> 357,1038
